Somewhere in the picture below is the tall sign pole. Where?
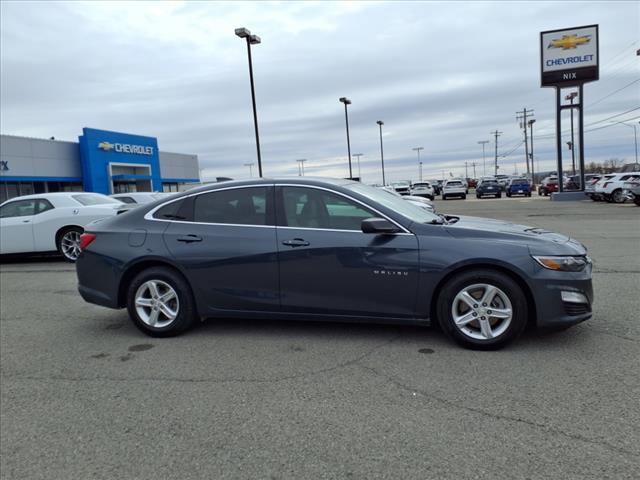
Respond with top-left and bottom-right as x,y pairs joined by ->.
541,24 -> 599,195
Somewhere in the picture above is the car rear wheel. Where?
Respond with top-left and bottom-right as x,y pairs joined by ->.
611,189 -> 626,204
496,194 -> 502,198
126,267 -> 196,337
476,194 -> 481,199
437,270 -> 528,349
461,194 -> 466,200
57,227 -> 83,262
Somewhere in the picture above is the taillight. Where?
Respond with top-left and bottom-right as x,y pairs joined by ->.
79,233 -> 97,251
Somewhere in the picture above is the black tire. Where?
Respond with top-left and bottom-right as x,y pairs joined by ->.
126,266 -> 197,337
527,193 -> 532,197
462,194 -> 466,200
56,226 -> 83,262
476,194 -> 481,199
442,195 -> 447,200
611,189 -> 626,204
436,269 -> 528,350
506,192 -> 511,197
634,196 -> 640,206
496,194 -> 502,198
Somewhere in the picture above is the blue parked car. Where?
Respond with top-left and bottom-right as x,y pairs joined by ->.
506,178 -> 532,197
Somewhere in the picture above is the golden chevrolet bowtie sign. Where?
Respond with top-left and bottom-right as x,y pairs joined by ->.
547,34 -> 591,50
98,141 -> 115,151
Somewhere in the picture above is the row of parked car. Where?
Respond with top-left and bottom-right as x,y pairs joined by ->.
583,172 -> 640,205
386,176 -> 534,201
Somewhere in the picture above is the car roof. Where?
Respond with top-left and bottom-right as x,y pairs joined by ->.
0,191 -> 97,202
184,176 -> 357,195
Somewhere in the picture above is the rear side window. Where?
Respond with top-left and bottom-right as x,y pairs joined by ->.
153,199 -> 186,220
37,199 -> 54,214
193,187 -> 268,225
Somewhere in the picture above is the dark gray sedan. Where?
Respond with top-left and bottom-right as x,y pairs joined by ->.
76,178 -> 593,349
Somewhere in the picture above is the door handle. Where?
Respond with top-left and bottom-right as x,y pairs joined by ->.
177,234 -> 203,243
282,238 -> 310,247
22,219 -> 31,223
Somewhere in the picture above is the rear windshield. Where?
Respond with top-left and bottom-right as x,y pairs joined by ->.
72,194 -> 121,206
446,181 -> 462,186
481,180 -> 498,185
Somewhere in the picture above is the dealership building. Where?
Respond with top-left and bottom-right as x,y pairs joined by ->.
0,127 -> 200,203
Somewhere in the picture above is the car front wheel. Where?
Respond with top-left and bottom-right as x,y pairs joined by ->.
57,227 -> 83,262
437,270 -> 528,349
611,189 -> 626,204
126,267 -> 197,337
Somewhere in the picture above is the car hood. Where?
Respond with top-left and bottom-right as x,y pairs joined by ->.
443,215 -> 586,255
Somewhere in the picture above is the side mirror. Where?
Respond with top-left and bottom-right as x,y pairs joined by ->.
361,217 -> 399,234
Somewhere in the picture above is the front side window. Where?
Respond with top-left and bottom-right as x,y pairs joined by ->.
282,187 -> 375,230
0,199 -> 37,218
194,187 -> 268,226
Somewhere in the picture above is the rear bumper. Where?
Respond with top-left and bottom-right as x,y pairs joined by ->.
76,251 -> 121,309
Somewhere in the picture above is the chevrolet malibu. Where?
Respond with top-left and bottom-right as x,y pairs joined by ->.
76,178 -> 593,349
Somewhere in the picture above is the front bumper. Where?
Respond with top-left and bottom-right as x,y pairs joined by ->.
530,269 -> 593,329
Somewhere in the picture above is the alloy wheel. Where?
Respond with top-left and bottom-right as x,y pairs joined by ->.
612,189 -> 626,204
60,230 -> 82,261
134,280 -> 180,328
451,283 -> 513,340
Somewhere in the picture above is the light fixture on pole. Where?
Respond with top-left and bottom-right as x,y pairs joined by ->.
296,159 -> 307,176
412,147 -> 424,181
243,162 -> 255,178
353,153 -> 363,180
478,140 -> 489,176
235,27 -> 263,177
565,91 -> 578,175
339,97 -> 353,179
377,121 -> 386,186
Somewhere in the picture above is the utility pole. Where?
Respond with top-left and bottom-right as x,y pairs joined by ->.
516,107 -> 534,178
296,158 -> 307,176
244,162 -> 254,177
491,130 -> 502,175
528,119 -> 536,186
478,140 -> 489,176
464,161 -> 468,179
471,162 -> 477,178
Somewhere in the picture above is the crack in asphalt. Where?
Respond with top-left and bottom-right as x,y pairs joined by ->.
354,363 -> 636,459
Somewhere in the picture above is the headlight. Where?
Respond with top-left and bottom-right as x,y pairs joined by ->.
532,255 -> 589,272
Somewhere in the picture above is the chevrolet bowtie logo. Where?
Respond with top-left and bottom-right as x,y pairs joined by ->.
548,34 -> 591,50
98,141 -> 115,151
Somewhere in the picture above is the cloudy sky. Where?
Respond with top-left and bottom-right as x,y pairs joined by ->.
1,1 -> 638,183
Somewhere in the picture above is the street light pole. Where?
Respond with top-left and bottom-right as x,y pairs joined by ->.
244,162 -> 254,177
412,147 -> 424,181
566,92 -> 578,175
339,97 -> 353,179
235,27 -> 263,177
610,121 -> 639,168
478,140 -> 489,176
377,121 -> 386,186
353,153 -> 363,180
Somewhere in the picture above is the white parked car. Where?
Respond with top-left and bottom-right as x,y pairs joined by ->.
0,192 -> 133,261
442,180 -> 467,200
391,181 -> 411,195
404,195 -> 435,213
594,172 -> 640,203
410,182 -> 435,200
111,192 -> 174,205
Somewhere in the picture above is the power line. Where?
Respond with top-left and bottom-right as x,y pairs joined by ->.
584,106 -> 640,128
501,141 -> 524,158
590,78 -> 640,108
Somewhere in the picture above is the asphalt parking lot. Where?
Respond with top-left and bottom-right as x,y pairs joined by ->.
1,195 -> 638,480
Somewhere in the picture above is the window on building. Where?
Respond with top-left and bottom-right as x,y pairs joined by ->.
163,183 -> 179,193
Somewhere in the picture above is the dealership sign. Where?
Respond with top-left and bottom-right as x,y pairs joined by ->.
98,141 -> 153,156
540,25 -> 598,86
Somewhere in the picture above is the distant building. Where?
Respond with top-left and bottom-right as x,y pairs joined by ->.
0,127 -> 200,202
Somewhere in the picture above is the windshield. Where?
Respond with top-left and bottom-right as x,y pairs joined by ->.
446,181 -> 462,186
344,183 -> 439,224
72,194 -> 122,206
